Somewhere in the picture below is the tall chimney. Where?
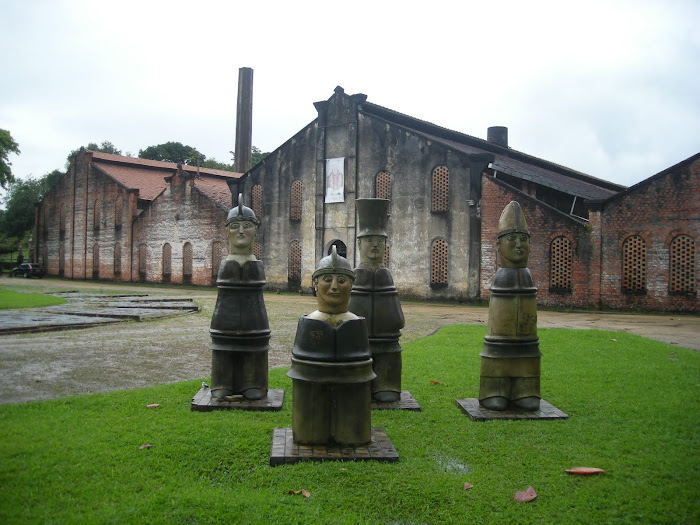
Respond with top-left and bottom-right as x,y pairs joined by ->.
234,67 -> 253,173
487,126 -> 508,148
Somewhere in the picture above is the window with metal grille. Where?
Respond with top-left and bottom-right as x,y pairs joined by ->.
138,243 -> 147,280
183,242 -> 193,281
93,200 -> 101,231
669,235 -> 696,294
162,243 -> 172,281
431,166 -> 449,212
290,180 -> 302,221
114,243 -> 121,276
115,197 -> 122,229
430,238 -> 448,287
92,243 -> 100,279
384,242 -> 391,268
251,184 -> 263,220
253,242 -> 261,261
289,240 -> 301,282
622,235 -> 647,293
211,241 -> 222,280
550,236 -> 572,291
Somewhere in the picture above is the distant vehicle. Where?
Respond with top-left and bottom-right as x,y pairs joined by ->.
10,263 -> 45,278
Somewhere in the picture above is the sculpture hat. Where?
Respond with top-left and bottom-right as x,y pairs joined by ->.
312,245 -> 355,281
497,201 -> 530,238
356,198 -> 389,238
226,193 -> 260,226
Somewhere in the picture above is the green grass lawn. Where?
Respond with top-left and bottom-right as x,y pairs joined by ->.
0,287 -> 66,309
0,326 -> 697,524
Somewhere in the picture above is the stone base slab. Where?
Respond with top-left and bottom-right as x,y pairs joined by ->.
191,386 -> 284,412
269,427 -> 399,466
371,390 -> 421,411
455,398 -> 568,421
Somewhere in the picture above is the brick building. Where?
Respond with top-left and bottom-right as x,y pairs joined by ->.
34,149 -> 240,286
34,87 -> 699,312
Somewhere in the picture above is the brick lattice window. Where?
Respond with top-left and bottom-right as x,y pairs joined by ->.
431,165 -> 449,212
669,235 -> 696,294
251,184 -> 263,220
114,243 -> 121,276
59,204 -> 66,233
58,243 -> 65,276
162,243 -> 172,281
290,180 -> 302,221
92,243 -> 100,279
376,171 -> 392,215
383,242 -> 391,268
253,242 -> 261,261
622,235 -> 647,293
115,197 -> 122,229
211,241 -> 223,280
93,200 -> 101,231
288,240 -> 301,282
550,236 -> 573,290
183,242 -> 193,281
430,238 -> 448,286
138,244 -> 147,281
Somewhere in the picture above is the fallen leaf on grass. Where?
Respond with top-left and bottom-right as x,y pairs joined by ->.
514,486 -> 537,502
462,482 -> 473,490
138,443 -> 152,450
285,489 -> 310,498
430,380 -> 446,386
609,338 -> 617,342
146,404 -> 160,408
565,467 -> 606,475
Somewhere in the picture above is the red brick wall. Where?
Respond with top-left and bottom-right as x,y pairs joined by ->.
597,157 -> 699,312
481,175 -> 597,308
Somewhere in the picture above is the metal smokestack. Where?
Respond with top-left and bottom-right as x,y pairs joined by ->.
487,126 -> 508,148
234,67 -> 253,173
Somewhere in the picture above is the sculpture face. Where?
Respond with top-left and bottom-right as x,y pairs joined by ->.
498,233 -> 530,268
358,235 -> 386,264
314,273 -> 353,314
228,221 -> 257,254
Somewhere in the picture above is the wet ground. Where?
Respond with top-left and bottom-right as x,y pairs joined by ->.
1,276 -> 698,404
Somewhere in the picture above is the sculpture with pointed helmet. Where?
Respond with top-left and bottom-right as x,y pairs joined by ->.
207,193 -> 270,402
349,198 -> 406,403
478,200 -> 541,411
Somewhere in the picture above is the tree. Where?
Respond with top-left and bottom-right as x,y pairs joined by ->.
0,129 -> 21,189
138,142 -> 204,165
0,176 -> 46,239
66,141 -> 122,169
251,146 -> 269,168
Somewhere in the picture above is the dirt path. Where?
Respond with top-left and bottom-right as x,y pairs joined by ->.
1,276 -> 698,404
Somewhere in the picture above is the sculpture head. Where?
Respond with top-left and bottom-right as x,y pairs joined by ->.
226,194 -> 259,256
356,198 -> 389,267
496,201 -> 530,268
312,246 -> 355,314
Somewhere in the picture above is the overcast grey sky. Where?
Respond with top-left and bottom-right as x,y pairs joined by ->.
1,0 -> 698,197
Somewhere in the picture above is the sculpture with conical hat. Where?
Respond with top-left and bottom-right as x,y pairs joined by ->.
348,198 -> 405,402
287,246 -> 375,445
209,194 -> 270,401
479,201 -> 541,411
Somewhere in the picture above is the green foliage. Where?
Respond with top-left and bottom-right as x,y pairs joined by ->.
0,287 -> 66,309
0,129 -> 20,189
138,141 -> 204,165
251,146 -> 269,167
0,176 -> 46,239
0,326 -> 697,523
66,141 -> 122,169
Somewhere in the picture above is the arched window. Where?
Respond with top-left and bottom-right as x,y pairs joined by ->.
376,171 -> 392,215
251,184 -> 263,220
59,204 -> 66,236
183,242 -> 193,282
162,243 -> 172,282
288,240 -> 302,282
290,180 -> 302,221
431,165 -> 449,212
58,243 -> 65,277
622,235 -> 646,293
430,238 -> 448,287
92,243 -> 100,280
114,243 -> 121,276
550,236 -> 573,291
138,243 -> 147,281
328,240 -> 347,259
93,199 -> 101,231
383,242 -> 391,268
253,242 -> 261,261
211,241 -> 223,281
115,197 -> 123,229
669,235 -> 696,294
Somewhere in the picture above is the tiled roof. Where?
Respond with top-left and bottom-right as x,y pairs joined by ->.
93,162 -> 172,201
359,101 -> 625,200
192,177 -> 234,210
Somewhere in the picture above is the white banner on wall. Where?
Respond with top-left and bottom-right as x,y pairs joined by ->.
325,157 -> 345,203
